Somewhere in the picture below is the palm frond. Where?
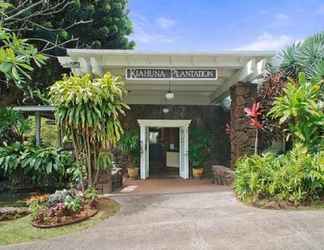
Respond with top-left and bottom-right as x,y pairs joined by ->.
303,31 -> 324,46
279,43 -> 303,78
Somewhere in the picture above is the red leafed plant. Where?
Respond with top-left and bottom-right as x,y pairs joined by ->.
244,102 -> 263,154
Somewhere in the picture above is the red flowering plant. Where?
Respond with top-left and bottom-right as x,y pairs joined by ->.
244,102 -> 263,154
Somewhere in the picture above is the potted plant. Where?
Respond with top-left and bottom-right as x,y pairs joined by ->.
118,129 -> 140,179
189,128 -> 210,178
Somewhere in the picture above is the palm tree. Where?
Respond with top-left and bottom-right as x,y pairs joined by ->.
278,32 -> 324,81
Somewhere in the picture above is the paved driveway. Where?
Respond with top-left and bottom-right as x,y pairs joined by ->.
4,189 -> 324,250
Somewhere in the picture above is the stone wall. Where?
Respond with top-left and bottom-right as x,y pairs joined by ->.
118,105 -> 231,175
230,82 -> 257,168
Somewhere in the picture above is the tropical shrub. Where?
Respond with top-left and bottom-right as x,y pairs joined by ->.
0,142 -> 78,187
64,195 -> 82,214
84,186 -> 98,208
189,128 -> 211,168
29,199 -> 46,221
257,32 -> 324,150
117,129 -> 140,168
0,108 -> 30,145
234,144 -> 324,205
49,73 -> 129,187
84,186 -> 98,202
269,73 -> 324,152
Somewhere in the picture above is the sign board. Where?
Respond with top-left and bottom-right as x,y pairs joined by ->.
125,68 -> 217,80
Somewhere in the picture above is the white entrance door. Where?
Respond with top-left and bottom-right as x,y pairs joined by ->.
138,120 -> 191,180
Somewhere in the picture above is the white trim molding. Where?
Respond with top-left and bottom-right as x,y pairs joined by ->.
138,119 -> 191,128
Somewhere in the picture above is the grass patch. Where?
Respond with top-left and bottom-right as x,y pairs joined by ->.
0,198 -> 119,246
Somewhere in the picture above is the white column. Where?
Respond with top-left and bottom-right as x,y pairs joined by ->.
184,125 -> 189,179
145,127 -> 150,179
90,57 -> 104,76
140,125 -> 146,179
79,57 -> 92,75
179,127 -> 183,178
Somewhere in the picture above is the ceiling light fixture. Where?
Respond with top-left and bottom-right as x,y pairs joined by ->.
165,80 -> 175,100
162,107 -> 169,114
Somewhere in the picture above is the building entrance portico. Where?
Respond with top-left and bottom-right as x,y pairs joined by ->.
58,49 -> 275,175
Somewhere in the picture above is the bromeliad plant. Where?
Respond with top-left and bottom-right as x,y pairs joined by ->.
49,73 -> 129,187
244,102 -> 263,154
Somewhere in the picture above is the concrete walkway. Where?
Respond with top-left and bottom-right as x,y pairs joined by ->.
4,188 -> 324,250
115,178 -> 229,195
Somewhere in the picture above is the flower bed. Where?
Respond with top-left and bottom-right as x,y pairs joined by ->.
28,188 -> 99,228
32,207 -> 97,228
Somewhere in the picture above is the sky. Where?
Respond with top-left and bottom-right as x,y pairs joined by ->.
128,0 -> 324,52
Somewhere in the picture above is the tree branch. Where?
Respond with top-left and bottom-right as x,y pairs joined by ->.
27,37 -> 79,53
27,19 -> 93,32
4,0 -> 44,22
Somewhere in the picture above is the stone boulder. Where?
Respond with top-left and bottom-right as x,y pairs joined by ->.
0,207 -> 30,221
212,165 -> 235,185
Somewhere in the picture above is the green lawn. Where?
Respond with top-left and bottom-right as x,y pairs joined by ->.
0,199 -> 120,245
